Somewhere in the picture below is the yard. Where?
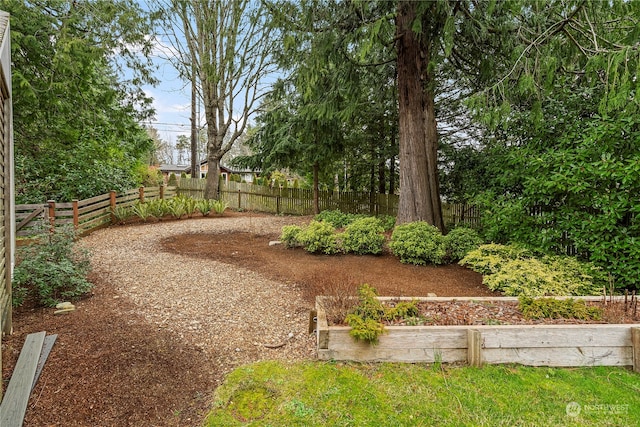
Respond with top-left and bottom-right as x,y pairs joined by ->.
1,212 -> 638,426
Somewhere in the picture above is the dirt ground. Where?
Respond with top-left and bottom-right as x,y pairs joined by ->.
2,212 -> 492,426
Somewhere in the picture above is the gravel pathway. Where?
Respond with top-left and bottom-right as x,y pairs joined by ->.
79,215 -> 316,383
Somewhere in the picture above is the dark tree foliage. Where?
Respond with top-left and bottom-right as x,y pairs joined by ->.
3,0 -> 158,203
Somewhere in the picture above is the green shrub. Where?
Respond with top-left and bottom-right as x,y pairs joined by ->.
383,300 -> 419,321
314,210 -> 353,229
377,215 -> 396,232
12,228 -> 92,307
389,221 -> 446,265
345,286 -> 421,344
297,220 -> 340,254
280,225 -> 303,248
518,296 -> 603,320
344,314 -> 386,343
341,217 -> 385,255
461,244 -> 605,296
444,227 -> 483,262
346,284 -> 386,344
459,243 -> 534,275
167,173 -> 178,186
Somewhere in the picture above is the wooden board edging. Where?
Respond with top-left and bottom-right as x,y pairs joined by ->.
316,297 -> 640,369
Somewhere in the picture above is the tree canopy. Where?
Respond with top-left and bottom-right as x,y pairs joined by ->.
4,0 -> 158,203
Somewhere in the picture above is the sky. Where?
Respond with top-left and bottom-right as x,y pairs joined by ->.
133,1 -> 279,166
141,36 -> 194,160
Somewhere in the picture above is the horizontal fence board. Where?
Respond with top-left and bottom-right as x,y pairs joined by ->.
78,215 -> 111,231
79,207 -> 109,222
15,203 -> 46,210
116,194 -> 141,203
77,199 -> 111,215
78,193 -> 111,207
52,202 -> 74,209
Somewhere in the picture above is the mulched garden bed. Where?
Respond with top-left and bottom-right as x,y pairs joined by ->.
329,299 -> 640,326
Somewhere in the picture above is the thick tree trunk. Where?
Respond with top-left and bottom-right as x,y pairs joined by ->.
313,161 -> 320,214
424,88 -> 445,231
203,130 -> 224,199
203,155 -> 221,199
395,1 -> 444,231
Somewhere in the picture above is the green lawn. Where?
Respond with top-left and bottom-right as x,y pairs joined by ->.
204,361 -> 640,426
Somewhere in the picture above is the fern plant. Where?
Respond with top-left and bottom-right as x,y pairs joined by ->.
211,199 -> 229,215
132,202 -> 153,221
111,205 -> 132,224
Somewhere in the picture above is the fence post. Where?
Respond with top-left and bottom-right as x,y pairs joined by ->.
47,200 -> 56,233
139,186 -> 145,204
160,184 -> 165,199
276,195 -> 280,215
238,189 -> 241,210
72,199 -> 79,229
110,191 -> 117,223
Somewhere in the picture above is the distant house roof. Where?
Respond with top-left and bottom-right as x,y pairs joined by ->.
159,164 -> 189,174
183,160 -> 260,175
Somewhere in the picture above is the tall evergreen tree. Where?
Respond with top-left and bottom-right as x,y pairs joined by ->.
4,0 -> 158,202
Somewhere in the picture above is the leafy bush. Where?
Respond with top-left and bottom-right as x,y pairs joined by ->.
377,215 -> 396,232
344,314 -> 386,343
12,228 -> 92,307
444,227 -> 483,262
341,217 -> 385,255
518,296 -> 603,320
280,225 -> 303,248
167,173 -> 178,186
383,300 -> 419,321
389,221 -> 446,265
461,244 -> 605,296
297,220 -> 340,254
345,286 -> 420,343
459,243 -> 534,275
345,284 -> 386,344
314,210 -> 356,229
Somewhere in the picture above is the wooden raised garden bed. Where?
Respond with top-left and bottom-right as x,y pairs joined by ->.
315,296 -> 640,371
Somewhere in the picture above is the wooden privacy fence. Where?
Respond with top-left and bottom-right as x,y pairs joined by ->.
15,186 -> 177,237
177,179 -> 481,227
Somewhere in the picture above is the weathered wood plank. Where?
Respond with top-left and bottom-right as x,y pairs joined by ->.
632,328 -> 640,373
326,327 -> 468,350
480,325 -> 631,348
316,305 -> 329,350
0,331 -> 46,427
76,192 -> 111,207
318,347 -> 467,363
31,334 -> 57,392
482,347 -> 632,367
468,329 -> 482,367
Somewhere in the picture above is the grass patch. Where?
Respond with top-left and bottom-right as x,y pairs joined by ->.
204,361 -> 640,426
